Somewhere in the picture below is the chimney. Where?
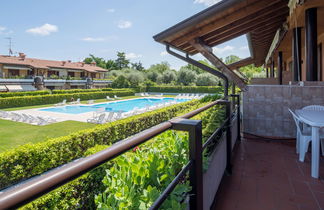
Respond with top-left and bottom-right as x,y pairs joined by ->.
91,61 -> 96,66
81,62 -> 85,67
62,61 -> 66,66
67,60 -> 71,63
18,53 -> 26,60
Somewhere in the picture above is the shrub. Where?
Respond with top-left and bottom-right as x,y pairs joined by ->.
51,88 -> 112,94
177,69 -> 197,85
0,90 -> 51,98
111,75 -> 131,88
0,90 -> 134,109
196,73 -> 219,86
0,99 -> 204,189
147,86 -> 222,93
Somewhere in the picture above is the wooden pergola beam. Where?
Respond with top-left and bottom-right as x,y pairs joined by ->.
206,18 -> 286,47
201,6 -> 288,43
227,57 -> 255,70
180,15 -> 286,52
170,0 -> 285,46
189,38 -> 248,91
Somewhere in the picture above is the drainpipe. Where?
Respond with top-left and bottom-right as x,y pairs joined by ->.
166,44 -> 229,97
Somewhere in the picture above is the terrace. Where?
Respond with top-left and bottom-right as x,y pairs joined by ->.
1,0 -> 324,209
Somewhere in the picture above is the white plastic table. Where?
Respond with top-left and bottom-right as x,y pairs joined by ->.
296,109 -> 324,178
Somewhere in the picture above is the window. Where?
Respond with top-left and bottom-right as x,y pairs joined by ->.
48,71 -> 59,77
80,72 -> 85,78
8,69 -> 19,77
68,71 -> 75,77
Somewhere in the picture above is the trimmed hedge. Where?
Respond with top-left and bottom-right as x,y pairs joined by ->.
0,99 -> 205,189
147,86 -> 223,93
0,90 -> 134,109
0,90 -> 51,98
51,88 -> 113,94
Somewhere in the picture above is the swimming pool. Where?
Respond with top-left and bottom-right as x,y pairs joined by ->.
40,98 -> 190,114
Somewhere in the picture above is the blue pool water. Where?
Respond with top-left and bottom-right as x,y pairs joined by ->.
40,98 -> 190,114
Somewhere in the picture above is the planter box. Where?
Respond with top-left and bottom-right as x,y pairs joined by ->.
203,114 -> 238,209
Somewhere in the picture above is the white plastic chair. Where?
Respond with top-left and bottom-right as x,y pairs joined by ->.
114,95 -> 121,100
87,113 -> 106,124
55,99 -> 66,106
106,96 -> 114,101
105,112 -> 115,122
289,108 -> 324,162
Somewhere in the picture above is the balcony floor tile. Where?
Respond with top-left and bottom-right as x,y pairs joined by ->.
212,138 -> 324,210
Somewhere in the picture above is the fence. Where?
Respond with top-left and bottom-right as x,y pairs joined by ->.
0,94 -> 241,209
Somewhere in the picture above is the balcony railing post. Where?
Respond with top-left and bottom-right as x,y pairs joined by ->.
230,94 -> 241,142
224,100 -> 232,174
237,94 -> 241,142
170,118 -> 203,210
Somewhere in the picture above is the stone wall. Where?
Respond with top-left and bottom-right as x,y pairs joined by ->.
243,85 -> 324,138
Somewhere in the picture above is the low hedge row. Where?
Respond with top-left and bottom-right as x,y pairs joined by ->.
0,99 -> 205,189
0,90 -> 51,98
147,86 -> 223,93
51,88 -> 112,94
0,90 -> 134,109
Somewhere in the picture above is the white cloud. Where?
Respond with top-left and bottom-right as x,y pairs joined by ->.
117,20 -> 132,29
81,37 -> 106,42
107,8 -> 115,13
213,45 -> 234,54
26,23 -> 58,36
0,26 -> 13,35
160,51 -> 168,56
239,45 -> 249,50
81,36 -> 118,42
125,53 -> 142,59
194,0 -> 222,6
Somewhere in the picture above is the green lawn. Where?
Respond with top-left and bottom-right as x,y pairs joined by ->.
0,119 -> 96,152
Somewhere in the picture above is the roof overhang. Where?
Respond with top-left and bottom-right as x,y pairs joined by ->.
154,0 -> 290,67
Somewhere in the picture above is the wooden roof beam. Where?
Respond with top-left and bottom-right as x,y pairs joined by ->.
201,6 -> 288,43
227,57 -> 255,70
170,0 -> 287,46
205,17 -> 287,47
189,38 -> 248,91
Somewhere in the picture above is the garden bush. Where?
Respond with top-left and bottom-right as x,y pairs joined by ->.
0,90 -> 134,109
0,90 -> 51,98
0,99 -> 205,189
51,88 -> 112,94
147,86 -> 222,93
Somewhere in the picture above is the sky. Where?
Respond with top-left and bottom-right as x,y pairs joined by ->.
0,0 -> 250,70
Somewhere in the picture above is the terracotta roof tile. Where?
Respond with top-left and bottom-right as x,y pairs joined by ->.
0,55 -> 108,73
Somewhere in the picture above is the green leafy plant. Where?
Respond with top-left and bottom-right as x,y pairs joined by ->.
95,131 -> 190,210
